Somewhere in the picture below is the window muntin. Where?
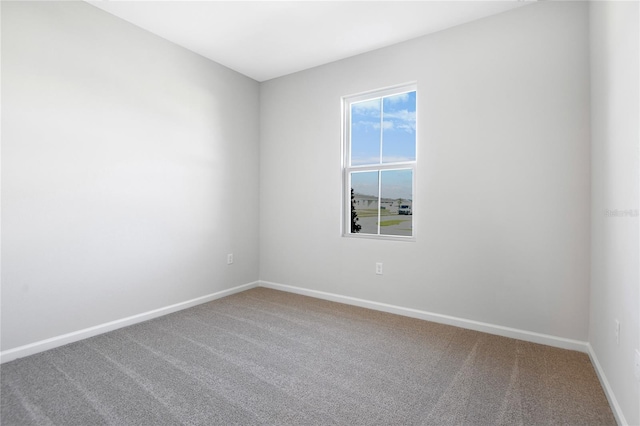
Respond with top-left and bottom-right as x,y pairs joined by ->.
344,84 -> 416,239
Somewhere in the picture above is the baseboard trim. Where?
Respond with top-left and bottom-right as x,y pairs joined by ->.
259,280 -> 589,353
587,343 -> 627,426
0,281 -> 259,364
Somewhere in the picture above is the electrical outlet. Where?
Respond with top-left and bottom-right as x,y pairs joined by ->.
227,253 -> 233,265
614,319 -> 620,345
375,262 -> 383,275
634,349 -> 640,381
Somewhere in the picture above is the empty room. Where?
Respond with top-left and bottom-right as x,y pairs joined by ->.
1,0 -> 639,425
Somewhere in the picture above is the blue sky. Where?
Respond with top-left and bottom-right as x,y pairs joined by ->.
350,91 -> 416,166
350,91 -> 415,199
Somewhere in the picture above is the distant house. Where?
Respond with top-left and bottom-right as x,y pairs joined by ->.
353,193 -> 412,214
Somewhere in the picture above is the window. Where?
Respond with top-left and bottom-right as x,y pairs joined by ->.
343,84 -> 417,239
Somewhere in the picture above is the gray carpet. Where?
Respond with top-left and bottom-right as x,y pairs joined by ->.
1,287 -> 616,425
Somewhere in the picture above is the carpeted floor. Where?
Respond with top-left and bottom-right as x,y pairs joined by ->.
1,287 -> 616,425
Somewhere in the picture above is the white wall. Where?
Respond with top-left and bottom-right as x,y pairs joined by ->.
589,2 -> 640,425
1,1 -> 260,351
260,2 -> 591,341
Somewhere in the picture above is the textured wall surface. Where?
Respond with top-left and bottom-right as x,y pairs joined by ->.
260,2 -> 591,341
1,1 -> 260,350
589,2 -> 640,424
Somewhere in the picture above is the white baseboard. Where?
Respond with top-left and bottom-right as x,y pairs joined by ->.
259,280 -> 589,353
587,344 -> 628,426
0,281 -> 259,364
4,279 -> 624,422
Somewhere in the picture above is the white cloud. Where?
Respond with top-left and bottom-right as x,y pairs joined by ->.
351,156 -> 380,166
352,99 -> 380,115
384,109 -> 416,133
381,156 -> 414,163
353,120 -> 378,131
384,92 -> 409,105
371,120 -> 394,131
351,96 -> 416,135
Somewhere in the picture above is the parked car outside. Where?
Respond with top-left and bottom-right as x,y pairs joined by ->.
398,205 -> 412,215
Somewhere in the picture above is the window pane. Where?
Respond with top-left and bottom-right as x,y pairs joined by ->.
350,98 -> 381,166
380,169 -> 412,236
382,91 -> 416,163
350,171 -> 379,235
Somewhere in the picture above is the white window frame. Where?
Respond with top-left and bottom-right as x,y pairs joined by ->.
342,83 -> 417,241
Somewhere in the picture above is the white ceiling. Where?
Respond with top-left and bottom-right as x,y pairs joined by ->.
88,1 -> 531,82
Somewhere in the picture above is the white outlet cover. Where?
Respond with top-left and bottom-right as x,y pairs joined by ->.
634,349 -> 640,381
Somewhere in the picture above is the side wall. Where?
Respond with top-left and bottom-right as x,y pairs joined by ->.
260,2 -> 591,341
1,2 -> 260,351
589,2 -> 640,425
